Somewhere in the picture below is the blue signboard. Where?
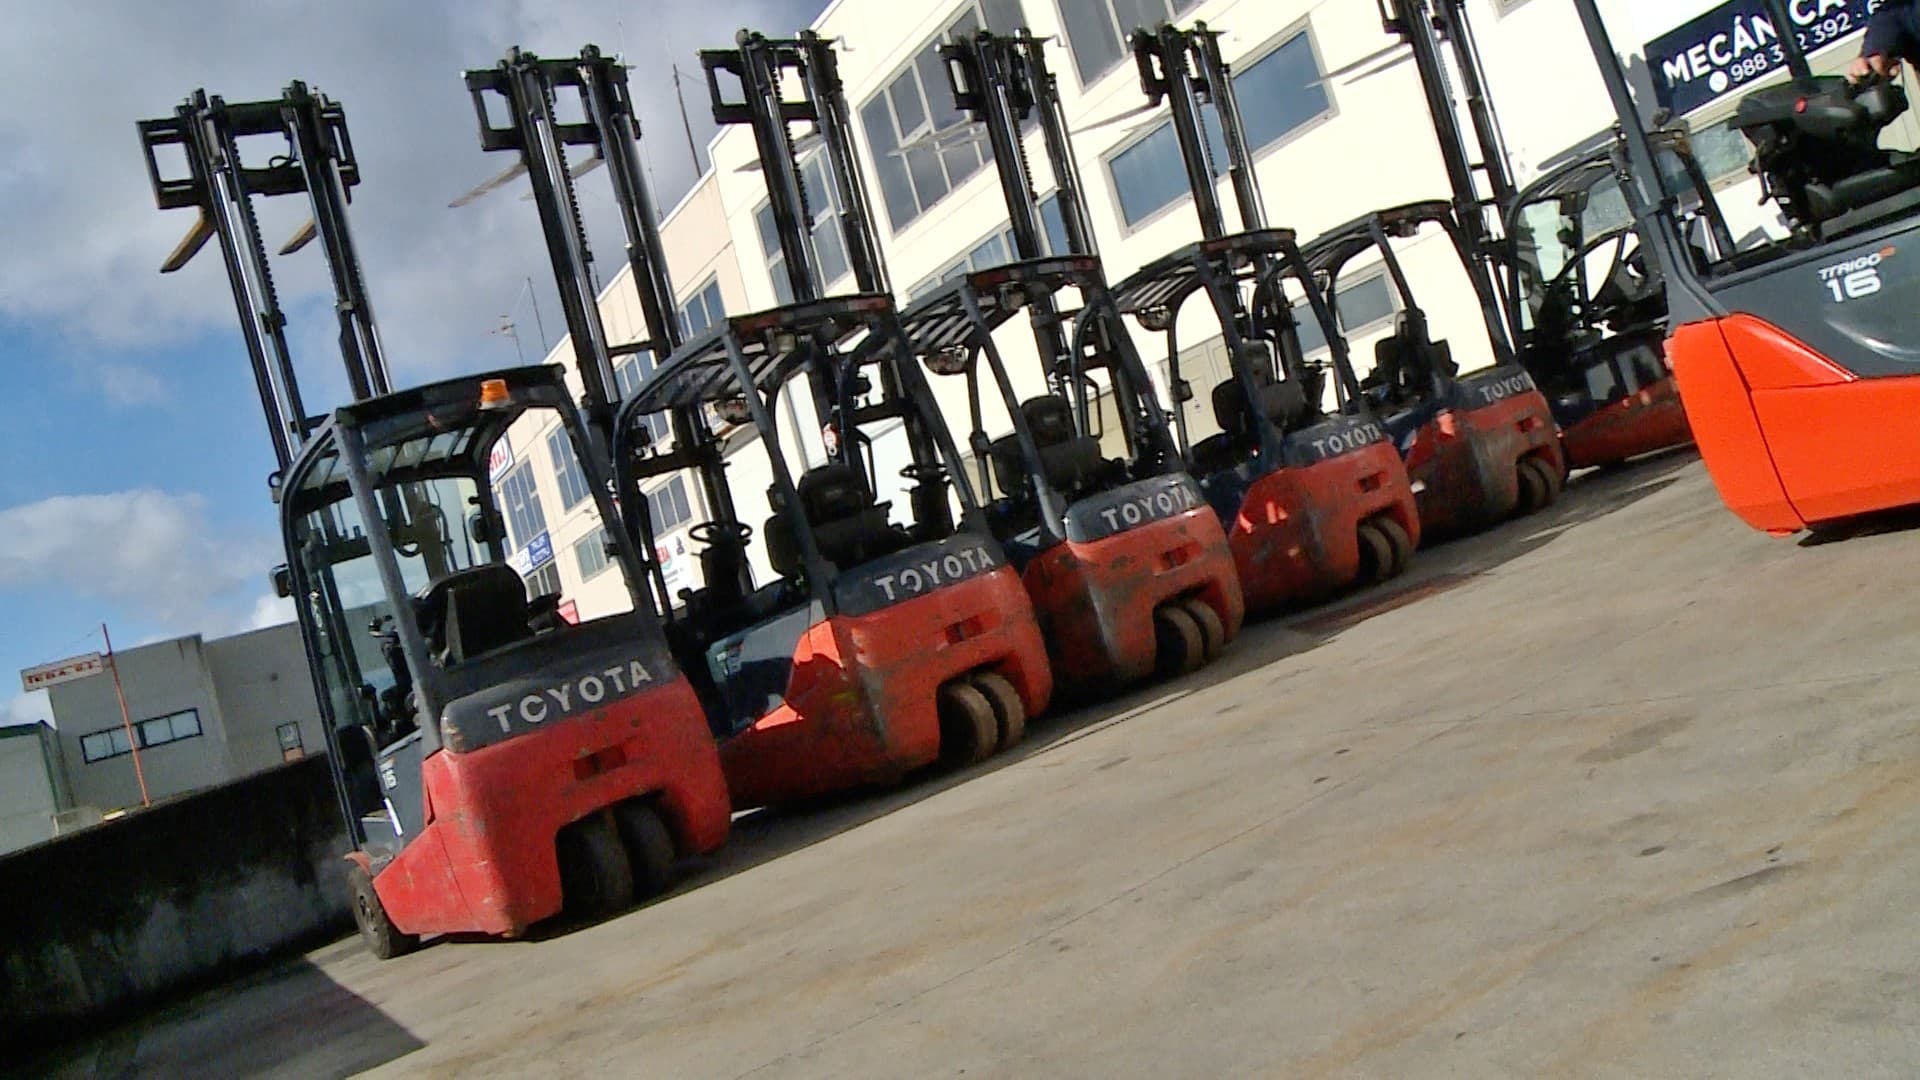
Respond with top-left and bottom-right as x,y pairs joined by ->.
527,530 -> 553,569
1645,0 -> 1888,117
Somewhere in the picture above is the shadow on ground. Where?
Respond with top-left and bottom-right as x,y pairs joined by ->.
20,941 -> 423,1078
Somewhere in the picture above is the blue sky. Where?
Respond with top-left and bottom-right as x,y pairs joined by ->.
0,0 -> 821,726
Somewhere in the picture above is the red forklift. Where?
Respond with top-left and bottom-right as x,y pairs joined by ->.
1390,0 -> 1697,472
1574,0 -> 1920,533
1505,128 -> 1737,468
879,29 -> 1242,693
607,30 -> 1052,810
1290,5 -> 1564,536
140,83 -> 729,958
1106,24 -> 1421,612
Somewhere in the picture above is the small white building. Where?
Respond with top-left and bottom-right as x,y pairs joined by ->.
39,624 -> 324,817
0,723 -> 66,855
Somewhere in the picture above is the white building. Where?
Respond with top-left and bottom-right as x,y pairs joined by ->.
37,625 -> 325,818
495,0 -> 1902,614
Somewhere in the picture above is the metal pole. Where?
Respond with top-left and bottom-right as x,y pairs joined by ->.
101,624 -> 150,809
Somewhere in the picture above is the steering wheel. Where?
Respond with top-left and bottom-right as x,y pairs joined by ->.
900,462 -> 948,482
689,520 -> 753,546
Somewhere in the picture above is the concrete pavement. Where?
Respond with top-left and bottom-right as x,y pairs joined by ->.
37,455 -> 1920,1078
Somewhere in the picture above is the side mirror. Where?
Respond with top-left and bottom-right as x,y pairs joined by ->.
270,564 -> 294,599
468,510 -> 499,545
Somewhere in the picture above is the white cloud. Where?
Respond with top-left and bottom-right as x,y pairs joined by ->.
0,0 -> 823,400
247,593 -> 296,631
97,362 -> 173,408
0,489 -> 277,626
3,690 -> 51,728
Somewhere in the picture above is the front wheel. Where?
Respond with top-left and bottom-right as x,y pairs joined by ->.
558,813 -> 636,920
614,801 -> 678,902
348,862 -> 419,960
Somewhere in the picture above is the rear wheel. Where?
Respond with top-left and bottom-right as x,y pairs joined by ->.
1375,517 -> 1414,579
613,801 -> 677,902
971,672 -> 1027,752
348,862 -> 419,960
1357,522 -> 1396,585
1531,456 -> 1565,505
1181,598 -> 1227,663
1154,604 -> 1206,677
1516,459 -> 1548,514
558,813 -> 635,920
937,680 -> 998,766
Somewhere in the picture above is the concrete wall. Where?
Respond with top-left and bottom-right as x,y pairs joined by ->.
203,623 -> 323,773
46,637 -> 233,813
0,725 -> 60,855
0,755 -> 351,1053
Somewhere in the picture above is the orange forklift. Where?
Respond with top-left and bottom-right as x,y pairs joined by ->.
1391,0 -> 1697,472
1574,0 -> 1920,533
1106,23 -> 1422,611
607,30 -> 1052,810
1293,4 -> 1565,536
140,83 -> 729,957
882,28 -> 1242,693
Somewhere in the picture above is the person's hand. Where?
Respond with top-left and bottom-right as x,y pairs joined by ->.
1851,53 -> 1902,81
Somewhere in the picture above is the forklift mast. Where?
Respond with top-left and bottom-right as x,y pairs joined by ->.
462,45 -> 745,613
1132,23 -> 1267,242
462,47 -> 658,445
939,28 -> 1106,389
702,30 -> 890,301
139,82 -> 391,471
699,29 -> 908,469
1379,0 -> 1518,325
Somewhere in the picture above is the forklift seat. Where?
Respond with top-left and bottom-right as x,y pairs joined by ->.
413,564 -> 534,667
1021,396 -> 1106,494
1211,371 -> 1308,441
767,464 -> 902,575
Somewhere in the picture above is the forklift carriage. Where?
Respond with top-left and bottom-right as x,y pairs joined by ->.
1503,130 -> 1726,469
896,253 -> 1243,687
1574,0 -> 1920,533
144,84 -> 728,960
1300,202 -> 1564,537
282,369 -> 730,948
1115,22 -> 1422,610
613,295 -> 1051,810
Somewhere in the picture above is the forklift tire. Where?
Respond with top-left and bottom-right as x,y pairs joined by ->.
558,813 -> 635,920
1357,522 -> 1396,585
349,863 -> 419,961
1153,604 -> 1206,677
1516,460 -> 1549,514
613,800 -> 677,902
1374,517 -> 1414,579
970,671 -> 1027,752
1180,597 -> 1227,663
937,680 -> 999,767
1530,456 -> 1564,505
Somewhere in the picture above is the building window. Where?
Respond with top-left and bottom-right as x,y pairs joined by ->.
276,721 -> 306,762
1104,27 -> 1331,229
1295,275 -> 1398,355
499,461 -> 547,552
907,195 -> 1068,302
574,526 -> 614,580
756,150 -> 854,304
525,561 -> 563,599
678,277 -> 726,340
647,477 -> 694,534
860,1 -> 1025,235
615,350 -> 672,446
82,708 -> 203,763
1056,0 -> 1202,86
547,428 -> 593,512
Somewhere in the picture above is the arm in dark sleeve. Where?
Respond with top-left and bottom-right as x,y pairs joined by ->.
1862,2 -> 1920,61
